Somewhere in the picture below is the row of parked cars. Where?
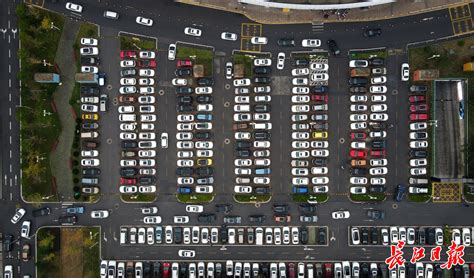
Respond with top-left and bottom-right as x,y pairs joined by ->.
290,56 -> 330,195
347,57 -> 389,195
350,226 -> 473,246
173,59 -> 215,195
232,57 -> 272,195
406,83 -> 430,193
118,50 -> 160,195
79,37 -> 107,195
99,260 -> 474,278
119,224 -> 324,246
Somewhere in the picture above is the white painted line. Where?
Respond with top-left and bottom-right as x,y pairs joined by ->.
8,20 -> 10,29
9,107 -> 11,116
8,49 -> 11,58
9,121 -> 11,130
9,93 -> 11,101
8,65 -> 11,73
8,35 -> 10,44
9,164 -> 12,173
9,150 -> 12,159
9,79 -> 11,88
10,193 -> 12,201
9,136 -> 12,144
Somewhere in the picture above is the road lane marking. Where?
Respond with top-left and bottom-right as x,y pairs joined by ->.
9,107 -> 11,116
8,49 -> 11,58
9,150 -> 12,159
9,79 -> 11,88
8,35 -> 10,43
8,64 -> 11,73
9,121 -> 11,130
8,20 -> 10,29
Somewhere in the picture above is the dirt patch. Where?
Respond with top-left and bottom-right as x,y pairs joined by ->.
60,228 -> 84,278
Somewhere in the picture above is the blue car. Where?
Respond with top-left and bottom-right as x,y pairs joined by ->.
396,184 -> 406,202
196,113 -> 212,121
66,206 -> 84,214
177,187 -> 192,194
292,186 -> 308,194
255,168 -> 271,175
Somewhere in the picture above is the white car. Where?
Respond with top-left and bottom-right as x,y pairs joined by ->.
410,122 -> 427,130
291,150 -> 310,159
235,96 -> 250,104
370,167 -> 388,175
233,79 -> 251,87
370,113 -> 388,121
292,87 -> 309,94
250,36 -> 268,45
178,250 -> 196,258
139,185 -> 157,193
196,87 -> 213,94
221,32 -> 238,41
350,122 -> 367,130
136,16 -> 153,26
80,38 -> 98,46
292,95 -> 310,103
120,60 -> 135,68
172,78 -> 187,86
371,104 -> 388,112
410,141 -> 428,148
310,73 -> 329,81
255,95 -> 271,102
119,186 -> 137,194
372,95 -> 386,102
350,114 -> 368,122
139,51 -> 155,59
349,60 -> 368,68
410,168 -> 427,176
310,63 -> 329,71
277,52 -> 285,70
80,47 -> 99,56
20,221 -> 31,238
81,150 -> 99,157
144,216 -> 162,224
292,68 -> 309,76
168,44 -> 176,60
370,159 -> 387,166
177,114 -> 194,122
350,177 -> 367,185
401,63 -> 410,81
302,39 -> 321,47
139,69 -> 155,77
350,186 -> 367,194
292,78 -> 308,86
310,141 -> 328,148
292,141 -> 309,149
11,208 -> 26,224
292,132 -> 309,140
371,76 -> 387,84
371,177 -> 386,185
91,210 -> 109,219
332,210 -> 350,219
350,104 -> 367,112
410,158 -> 427,167
370,86 -> 387,94
234,186 -> 252,193
351,142 -> 366,149
312,177 -> 329,185
350,95 -> 368,102
291,105 -> 310,113
185,205 -> 203,213
65,2 -> 82,12
254,59 -> 272,66
120,78 -> 136,86
81,159 -> 100,166
184,27 -> 202,37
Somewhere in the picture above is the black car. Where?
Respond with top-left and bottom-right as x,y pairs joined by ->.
195,167 -> 213,176
120,69 -> 136,77
349,77 -> 368,86
220,226 -> 228,243
80,86 -> 100,95
255,187 -> 269,194
176,87 -> 193,94
236,150 -> 251,157
350,168 -> 368,175
176,167 -> 194,176
253,77 -> 271,84
409,149 -> 427,158
311,122 -> 328,131
370,58 -> 385,66
418,228 -> 426,245
197,213 -> 216,223
174,227 -> 183,244
363,28 -> 382,37
59,215 -> 77,225
371,140 -> 387,148
361,228 -> 369,245
369,185 -> 386,193
318,228 -> 327,245
370,227 -> 379,244
120,168 -> 137,177
361,263 -> 370,278
367,209 -> 385,220
177,96 -> 193,104
410,85 -> 428,92
300,227 -> 308,244
4,234 -> 13,252
33,207 -> 51,217
350,86 -> 367,93
313,86 -> 328,93
197,78 -> 214,86
142,262 -> 151,277
273,204 -> 289,213
299,204 -> 316,213
121,140 -> 138,149
254,132 -> 271,140
82,168 -> 100,176
294,59 -> 309,66
248,214 -> 266,223
82,122 -> 99,130
254,104 -> 271,113
427,228 -> 436,245
407,264 -> 416,278
277,38 -> 295,47
81,57 -> 100,65
179,263 -> 187,278
138,176 -> 156,185
175,68 -> 192,77
236,141 -> 252,149
215,204 -> 233,213
195,132 -> 212,140
327,39 -> 341,56
312,158 -> 327,166
433,264 -> 443,278
254,66 -> 272,75
176,105 -> 193,112
196,95 -> 212,104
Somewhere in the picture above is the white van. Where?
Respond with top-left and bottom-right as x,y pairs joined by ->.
119,114 -> 136,122
103,10 -> 119,19
255,227 -> 263,245
81,132 -> 99,139
234,105 -> 250,112
253,123 -> 272,130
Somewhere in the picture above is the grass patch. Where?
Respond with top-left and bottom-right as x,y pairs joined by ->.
122,194 -> 157,202
463,184 -> 474,202
37,227 -> 100,278
177,193 -> 214,203
233,53 -> 254,78
176,44 -> 213,77
292,193 -> 329,203
350,193 -> 386,202
120,33 -> 157,51
73,23 -> 98,71
408,193 -> 432,202
17,4 -> 65,201
234,194 -> 271,203
349,49 -> 387,59
408,38 -> 474,176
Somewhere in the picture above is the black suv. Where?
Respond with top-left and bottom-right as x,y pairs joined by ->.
215,204 -> 233,213
277,38 -> 295,47
80,86 -> 99,95
236,150 -> 251,157
197,78 -> 214,86
370,58 -> 385,66
409,150 -> 427,158
83,168 -> 100,176
197,213 -> 216,223
248,214 -> 265,223
176,167 -> 194,176
195,132 -> 211,140
59,215 -> 77,225
273,204 -> 289,213
254,132 -> 271,140
3,235 -> 13,252
176,87 -> 193,94
350,168 -> 368,175
120,168 -> 137,177
327,39 -> 341,56
299,204 -> 316,213
312,158 -> 327,166
175,68 -> 192,77
294,59 -> 309,66
371,140 -> 387,148
195,167 -> 213,176
236,141 -> 252,149
255,187 -> 269,194
33,207 -> 51,217
139,176 -> 156,185
177,96 -> 193,104
363,28 -> 382,37
253,77 -> 271,84
254,66 -> 272,75
254,104 -> 271,113
120,69 -> 136,77
121,140 -> 138,149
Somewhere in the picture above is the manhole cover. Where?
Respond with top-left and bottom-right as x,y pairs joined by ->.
159,90 -> 165,96
339,138 -> 345,144
392,89 -> 398,95
392,204 -> 398,209
224,138 -> 230,144
106,85 -> 112,91
224,101 -> 230,107
255,202 -> 261,208
112,98 -> 118,106
224,84 -> 231,90
106,138 -> 112,144
114,203 -> 119,209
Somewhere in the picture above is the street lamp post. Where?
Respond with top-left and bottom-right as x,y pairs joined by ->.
427,54 -> 441,60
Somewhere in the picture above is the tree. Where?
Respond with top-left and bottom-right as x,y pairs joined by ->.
40,17 -> 51,30
38,231 -> 55,249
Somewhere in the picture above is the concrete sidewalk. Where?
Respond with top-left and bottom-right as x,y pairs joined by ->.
176,0 -> 464,24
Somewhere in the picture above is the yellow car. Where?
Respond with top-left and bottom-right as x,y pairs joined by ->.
312,131 -> 328,139
82,113 -> 99,121
197,158 -> 213,166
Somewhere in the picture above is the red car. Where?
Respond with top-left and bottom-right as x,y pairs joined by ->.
274,215 -> 291,223
176,59 -> 192,68
311,94 -> 328,102
120,50 -> 137,59
350,150 -> 367,158
350,132 -> 366,140
163,263 -> 170,278
324,263 -> 332,278
138,59 -> 157,68
409,95 -> 426,103
409,104 -> 428,112
370,149 -> 386,157
410,113 -> 429,121
120,177 -> 136,185
119,96 -> 135,103
288,263 -> 295,278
